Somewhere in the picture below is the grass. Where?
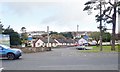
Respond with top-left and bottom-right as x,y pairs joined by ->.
79,45 -> 120,53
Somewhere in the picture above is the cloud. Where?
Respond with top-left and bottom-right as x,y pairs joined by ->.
0,0 -> 99,32
40,0 -> 96,25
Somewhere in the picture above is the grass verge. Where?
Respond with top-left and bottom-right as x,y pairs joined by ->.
79,45 -> 119,53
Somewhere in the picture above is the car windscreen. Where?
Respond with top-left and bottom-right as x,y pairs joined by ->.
0,44 -> 11,49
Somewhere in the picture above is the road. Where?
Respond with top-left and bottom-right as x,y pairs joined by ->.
2,47 -> 118,70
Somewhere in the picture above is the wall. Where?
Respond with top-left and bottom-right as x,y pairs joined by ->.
13,47 -> 51,53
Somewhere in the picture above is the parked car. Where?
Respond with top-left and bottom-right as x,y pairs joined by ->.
76,45 -> 93,50
88,40 -> 97,46
76,45 -> 86,50
0,44 -> 22,60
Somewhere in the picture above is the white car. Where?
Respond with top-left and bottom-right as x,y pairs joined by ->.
76,45 -> 92,50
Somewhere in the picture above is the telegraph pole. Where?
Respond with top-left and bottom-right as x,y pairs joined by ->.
77,25 -> 79,38
77,25 -> 79,33
47,26 -> 50,47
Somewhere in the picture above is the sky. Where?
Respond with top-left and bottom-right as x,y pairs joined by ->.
0,0 -> 119,33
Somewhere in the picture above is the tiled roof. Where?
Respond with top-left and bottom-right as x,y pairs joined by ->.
41,38 -> 57,43
56,39 -> 74,43
64,39 -> 74,43
56,39 -> 65,43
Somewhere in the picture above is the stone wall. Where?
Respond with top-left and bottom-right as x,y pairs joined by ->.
12,47 -> 51,53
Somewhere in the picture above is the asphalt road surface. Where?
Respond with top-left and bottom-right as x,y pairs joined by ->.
2,47 -> 118,70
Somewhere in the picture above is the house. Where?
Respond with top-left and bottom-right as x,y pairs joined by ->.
55,39 -> 75,46
78,38 -> 88,46
41,38 -> 57,47
27,31 -> 47,38
32,38 -> 57,47
64,39 -> 74,46
55,39 -> 66,46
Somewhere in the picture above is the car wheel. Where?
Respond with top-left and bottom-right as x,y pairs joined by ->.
7,53 -> 15,60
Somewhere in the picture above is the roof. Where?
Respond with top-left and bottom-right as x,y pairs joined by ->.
34,38 -> 57,43
64,39 -> 74,43
56,39 -> 74,43
34,38 -> 75,44
55,39 -> 65,43
41,38 -> 57,43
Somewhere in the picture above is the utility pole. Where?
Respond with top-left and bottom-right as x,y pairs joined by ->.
99,1 -> 103,51
77,25 -> 79,33
77,25 -> 79,38
47,26 -> 50,47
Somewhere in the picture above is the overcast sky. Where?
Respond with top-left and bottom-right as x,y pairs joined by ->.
0,0 -> 118,33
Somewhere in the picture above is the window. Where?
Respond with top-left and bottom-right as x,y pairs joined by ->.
38,43 -> 40,45
0,46 -> 3,50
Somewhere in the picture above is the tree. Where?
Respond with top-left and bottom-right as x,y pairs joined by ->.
0,24 -> 3,34
0,20 -> 4,34
102,32 -> 111,42
90,31 -> 111,43
20,27 -> 28,45
20,27 -> 26,33
90,32 -> 100,44
59,32 -> 73,39
83,0 -> 120,51
49,31 -> 58,35
50,34 -> 66,39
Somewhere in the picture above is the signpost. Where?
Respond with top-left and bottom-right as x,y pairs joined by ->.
0,34 -> 10,46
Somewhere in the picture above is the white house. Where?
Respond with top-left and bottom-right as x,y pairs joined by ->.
78,38 -> 88,45
32,38 -> 57,47
55,39 -> 75,46
55,39 -> 66,46
64,39 -> 74,46
32,39 -> 44,47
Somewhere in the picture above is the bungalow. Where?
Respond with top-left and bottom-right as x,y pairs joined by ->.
78,38 -> 88,46
32,38 -> 57,47
64,39 -> 74,46
55,39 -> 75,46
55,39 -> 66,46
